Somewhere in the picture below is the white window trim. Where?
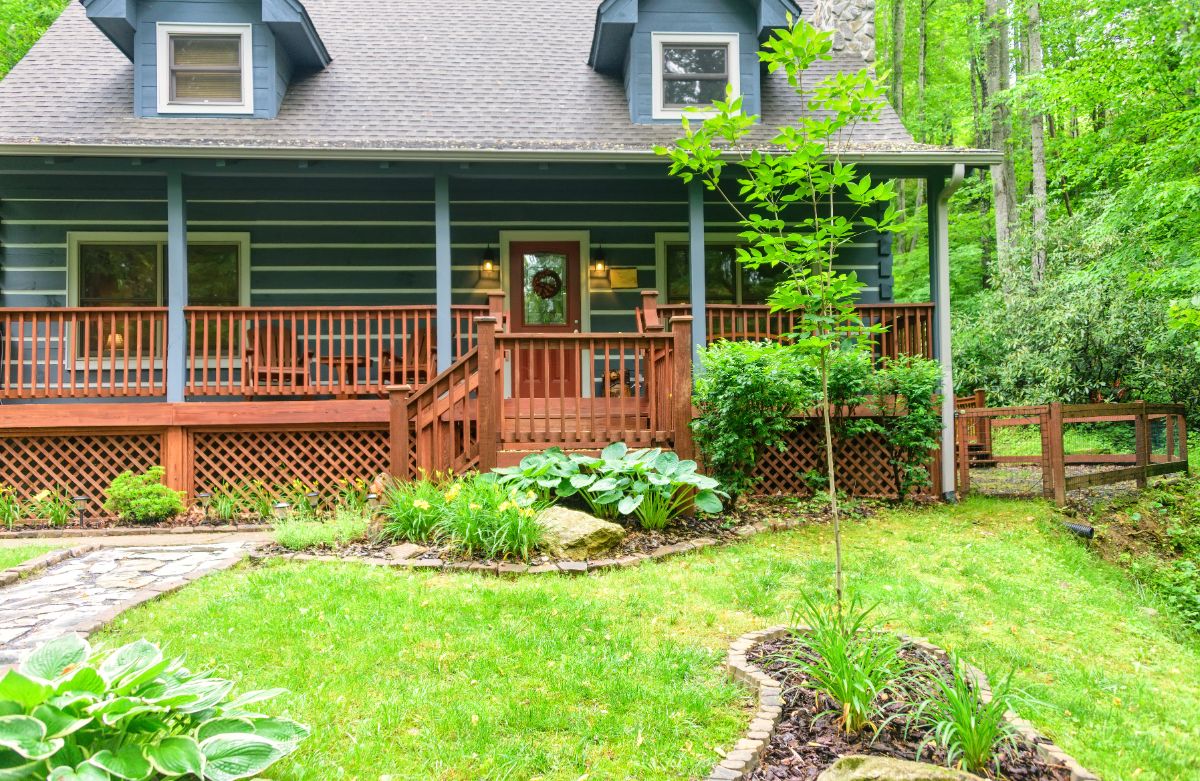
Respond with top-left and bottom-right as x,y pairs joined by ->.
156,23 -> 254,115
651,32 -> 741,121
67,231 -> 251,307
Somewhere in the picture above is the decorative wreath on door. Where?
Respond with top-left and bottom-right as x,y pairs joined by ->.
530,268 -> 563,299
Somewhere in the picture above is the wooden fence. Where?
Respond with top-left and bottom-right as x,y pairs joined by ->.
955,401 -> 1189,504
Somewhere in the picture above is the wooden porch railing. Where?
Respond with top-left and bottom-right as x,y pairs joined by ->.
0,307 -> 168,399
640,294 -> 934,362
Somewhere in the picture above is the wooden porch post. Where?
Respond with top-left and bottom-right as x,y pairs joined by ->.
161,426 -> 193,497
687,181 -> 706,367
476,316 -> 499,472
165,172 -> 188,403
487,290 -> 506,326
435,173 -> 452,373
931,166 -> 965,500
388,384 -> 413,479
671,315 -> 695,460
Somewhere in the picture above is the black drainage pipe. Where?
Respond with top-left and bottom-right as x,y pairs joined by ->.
1062,522 -> 1095,540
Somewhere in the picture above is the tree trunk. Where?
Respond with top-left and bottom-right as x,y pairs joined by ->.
985,0 -> 1016,284
917,0 -> 929,137
1027,0 -> 1048,284
891,0 -> 906,117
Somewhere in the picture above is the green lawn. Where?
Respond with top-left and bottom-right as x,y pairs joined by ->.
0,544 -> 59,570
99,498 -> 1200,781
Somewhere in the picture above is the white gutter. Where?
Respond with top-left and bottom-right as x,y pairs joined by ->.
0,143 -> 1004,168
937,163 -> 967,500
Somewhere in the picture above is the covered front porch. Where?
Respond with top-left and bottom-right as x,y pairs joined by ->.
0,154 -> 963,501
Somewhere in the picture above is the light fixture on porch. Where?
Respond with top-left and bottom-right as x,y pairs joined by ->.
481,245 -> 500,281
590,245 -> 609,278
72,496 -> 88,527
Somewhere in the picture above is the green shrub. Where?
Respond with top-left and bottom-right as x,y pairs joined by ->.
692,340 -> 819,501
906,659 -> 1021,775
377,477 -> 448,543
786,593 -> 906,735
102,467 -> 185,524
436,475 -> 545,561
272,508 -> 369,551
0,633 -> 307,781
29,489 -> 76,527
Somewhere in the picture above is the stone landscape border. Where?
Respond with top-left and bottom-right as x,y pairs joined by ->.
0,545 -> 96,587
254,512 -> 813,575
0,523 -> 270,540
712,626 -> 1101,781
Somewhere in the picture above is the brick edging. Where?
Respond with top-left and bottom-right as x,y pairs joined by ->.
0,524 -> 271,540
712,626 -> 1100,781
0,545 -> 97,588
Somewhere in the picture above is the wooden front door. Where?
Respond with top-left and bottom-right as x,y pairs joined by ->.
509,242 -> 581,397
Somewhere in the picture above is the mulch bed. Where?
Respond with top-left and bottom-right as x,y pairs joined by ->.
4,507 -> 261,532
747,636 -> 1071,781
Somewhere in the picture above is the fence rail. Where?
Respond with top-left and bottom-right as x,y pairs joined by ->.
956,401 -> 1189,504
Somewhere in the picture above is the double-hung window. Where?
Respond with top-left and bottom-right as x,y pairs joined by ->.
156,23 -> 254,114
652,33 -> 740,119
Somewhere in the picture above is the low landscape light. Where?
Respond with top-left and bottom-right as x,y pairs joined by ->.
72,496 -> 88,527
273,501 -> 292,520
305,491 -> 320,509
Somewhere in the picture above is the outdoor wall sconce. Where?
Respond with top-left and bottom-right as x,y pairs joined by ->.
590,246 -> 609,279
272,501 -> 291,520
481,245 -> 500,281
72,496 -> 88,527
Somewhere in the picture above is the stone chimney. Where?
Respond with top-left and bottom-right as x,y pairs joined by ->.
808,0 -> 876,64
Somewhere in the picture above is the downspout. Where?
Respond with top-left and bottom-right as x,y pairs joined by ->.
935,163 -> 965,501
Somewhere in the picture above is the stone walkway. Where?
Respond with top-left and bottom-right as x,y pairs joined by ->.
0,542 -> 250,667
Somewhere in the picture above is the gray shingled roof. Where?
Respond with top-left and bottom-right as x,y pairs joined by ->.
0,0 -> 955,157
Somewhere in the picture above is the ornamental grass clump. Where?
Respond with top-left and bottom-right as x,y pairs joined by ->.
0,486 -> 21,530
786,594 -> 907,735
906,659 -> 1022,775
102,467 -> 185,524
272,507 -> 369,551
0,634 -> 307,781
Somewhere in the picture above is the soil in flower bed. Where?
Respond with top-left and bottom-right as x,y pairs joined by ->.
747,636 -> 1071,781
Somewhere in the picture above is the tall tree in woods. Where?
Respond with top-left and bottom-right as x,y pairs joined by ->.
984,0 -> 1016,282
1026,0 -> 1048,284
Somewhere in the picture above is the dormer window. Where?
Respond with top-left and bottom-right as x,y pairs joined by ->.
156,23 -> 254,115
651,33 -> 740,120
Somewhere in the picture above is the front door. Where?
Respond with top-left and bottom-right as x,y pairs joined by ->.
509,242 -> 581,397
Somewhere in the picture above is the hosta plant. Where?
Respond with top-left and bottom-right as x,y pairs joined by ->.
568,443 -> 727,530
0,634 -> 308,781
491,448 -> 577,503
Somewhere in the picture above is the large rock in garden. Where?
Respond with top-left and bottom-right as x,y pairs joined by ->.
817,757 -> 983,781
538,507 -> 625,559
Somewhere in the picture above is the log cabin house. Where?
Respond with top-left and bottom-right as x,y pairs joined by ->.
0,0 -> 998,512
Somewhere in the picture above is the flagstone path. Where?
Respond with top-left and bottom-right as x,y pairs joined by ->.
0,542 -> 251,667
